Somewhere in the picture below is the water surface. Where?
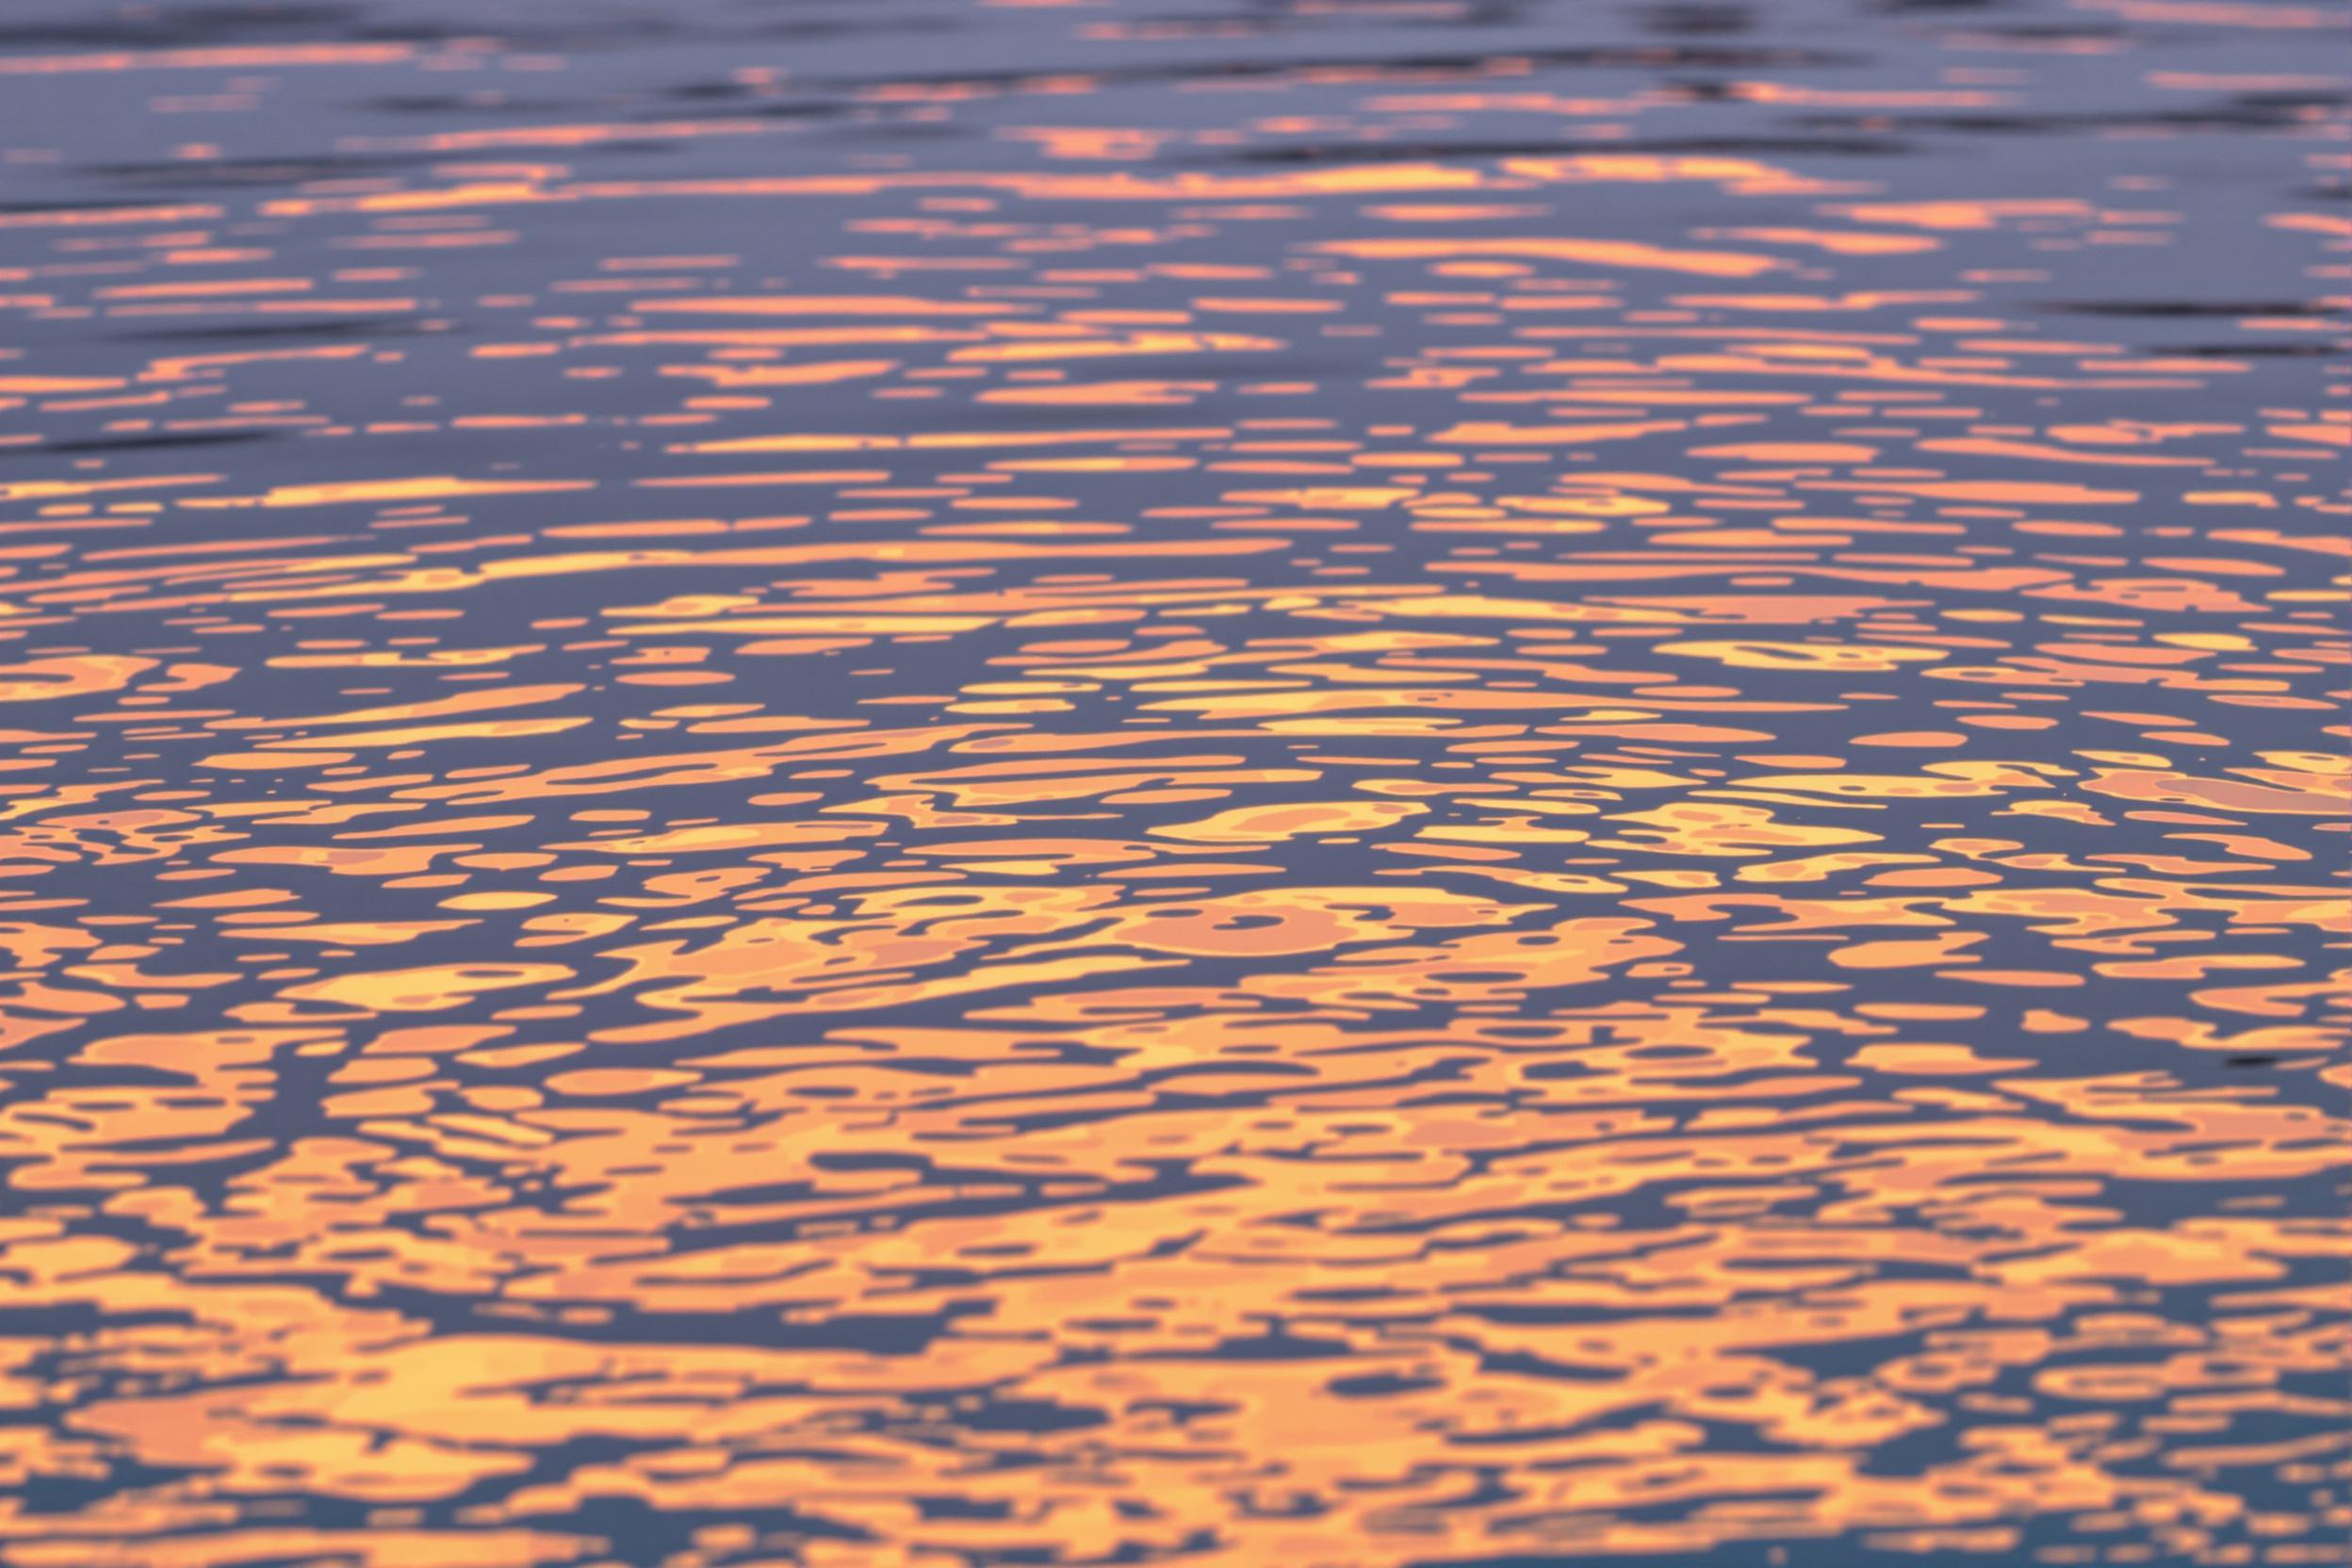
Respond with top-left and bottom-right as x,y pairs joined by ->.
0,0 -> 2345,1563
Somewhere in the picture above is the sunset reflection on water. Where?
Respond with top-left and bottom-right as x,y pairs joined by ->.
0,0 -> 2344,1563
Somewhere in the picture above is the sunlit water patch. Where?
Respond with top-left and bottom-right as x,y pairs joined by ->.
0,0 -> 2344,1564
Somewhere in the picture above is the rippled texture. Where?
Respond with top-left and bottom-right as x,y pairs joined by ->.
0,0 -> 2346,1563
